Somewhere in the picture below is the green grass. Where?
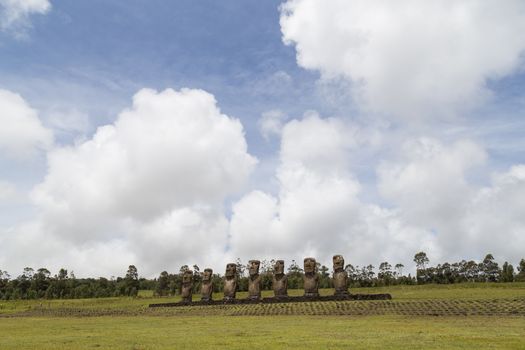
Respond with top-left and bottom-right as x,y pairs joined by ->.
1,283 -> 524,349
353,282 -> 525,300
2,282 -> 523,316
0,315 -> 524,349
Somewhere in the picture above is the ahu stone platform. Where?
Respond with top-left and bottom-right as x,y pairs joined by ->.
149,293 -> 392,308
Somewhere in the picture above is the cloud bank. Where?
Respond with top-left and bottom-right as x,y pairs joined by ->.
1,88 -> 256,276
2,1 -> 525,277
280,0 -> 525,119
2,88 -> 524,276
231,115 -> 525,268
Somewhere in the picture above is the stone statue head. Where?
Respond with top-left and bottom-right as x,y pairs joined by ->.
333,255 -> 345,272
304,257 -> 317,274
202,268 -> 213,282
249,260 -> 260,276
274,260 -> 285,275
225,263 -> 237,278
182,269 -> 193,283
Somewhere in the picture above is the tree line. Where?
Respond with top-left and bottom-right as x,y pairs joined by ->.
411,252 -> 523,285
1,253 -> 524,300
0,265 -> 150,300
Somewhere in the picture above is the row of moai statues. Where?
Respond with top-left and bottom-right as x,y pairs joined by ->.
180,255 -> 349,302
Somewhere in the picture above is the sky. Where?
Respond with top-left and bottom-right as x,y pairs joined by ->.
1,0 -> 525,278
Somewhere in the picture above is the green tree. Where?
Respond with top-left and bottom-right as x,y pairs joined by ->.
319,265 -> 331,288
378,262 -> 393,285
32,268 -> 51,298
124,265 -> 139,296
394,263 -> 404,277
16,267 -> 34,298
501,262 -> 514,282
156,271 -> 170,296
50,268 -> 70,298
413,252 -> 429,270
0,270 -> 10,299
192,265 -> 202,294
344,264 -> 359,287
260,259 -> 274,290
480,254 -> 500,282
168,273 -> 180,296
462,260 -> 479,282
515,259 -> 525,282
286,260 -> 304,289
413,252 -> 429,284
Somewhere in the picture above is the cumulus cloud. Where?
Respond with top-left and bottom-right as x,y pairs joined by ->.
0,221 -> 135,278
377,137 -> 487,258
230,113 -> 435,267
378,138 -> 487,229
463,165 -> 525,263
231,114 -> 525,269
0,89 -> 53,159
280,0 -> 525,119
0,0 -> 51,36
3,97 -> 523,275
2,88 -> 256,276
130,206 -> 230,273
32,88 -> 256,232
376,136 -> 525,263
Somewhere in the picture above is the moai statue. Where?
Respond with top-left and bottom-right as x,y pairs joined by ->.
200,268 -> 213,302
333,254 -> 349,296
303,257 -> 319,297
272,259 -> 288,299
248,260 -> 262,300
223,263 -> 237,302
180,269 -> 193,303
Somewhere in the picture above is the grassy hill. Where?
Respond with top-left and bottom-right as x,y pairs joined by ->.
1,283 -> 524,349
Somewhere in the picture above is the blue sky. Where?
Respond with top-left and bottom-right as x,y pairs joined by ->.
1,0 -> 525,277
2,0 -> 326,151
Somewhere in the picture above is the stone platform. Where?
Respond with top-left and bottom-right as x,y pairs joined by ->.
148,293 -> 392,308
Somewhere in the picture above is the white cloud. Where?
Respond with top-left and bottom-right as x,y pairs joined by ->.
230,113 -> 435,268
376,137 -> 525,263
280,0 -> 525,119
2,99 -> 523,275
0,0 -> 51,36
32,88 -> 256,233
130,206 -> 230,274
0,89 -> 53,159
258,109 -> 287,140
465,165 -> 525,263
1,87 -> 256,277
377,137 -> 487,258
0,220 -> 135,277
378,137 -> 487,228
231,114 -> 525,270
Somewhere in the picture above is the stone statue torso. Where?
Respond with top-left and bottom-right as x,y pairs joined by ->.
223,278 -> 236,299
180,271 -> 193,302
272,274 -> 288,297
181,283 -> 192,300
248,275 -> 261,299
333,270 -> 348,295
304,273 -> 319,297
200,281 -> 213,301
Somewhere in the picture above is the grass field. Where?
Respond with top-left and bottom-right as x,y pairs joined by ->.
1,283 -> 524,349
